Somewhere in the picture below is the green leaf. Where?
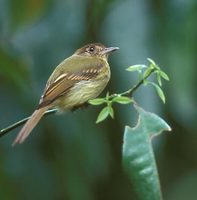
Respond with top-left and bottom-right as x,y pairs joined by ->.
89,98 -> 106,105
96,107 -> 109,123
159,71 -> 170,81
156,71 -> 162,86
147,58 -> 160,70
106,92 -> 110,101
108,105 -> 114,118
112,96 -> 133,104
126,65 -> 147,72
147,58 -> 157,68
150,83 -> 166,103
122,105 -> 171,200
143,67 -> 153,79
143,79 -> 149,86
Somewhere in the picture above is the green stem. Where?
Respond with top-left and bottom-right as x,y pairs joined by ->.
0,109 -> 57,138
109,68 -> 155,99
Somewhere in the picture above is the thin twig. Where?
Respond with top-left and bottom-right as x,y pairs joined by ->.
109,68 -> 155,99
0,109 -> 57,138
0,68 -> 155,138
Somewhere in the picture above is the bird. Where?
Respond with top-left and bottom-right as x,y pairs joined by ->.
12,43 -> 119,145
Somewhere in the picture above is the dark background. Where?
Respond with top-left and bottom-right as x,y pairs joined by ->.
0,0 -> 196,199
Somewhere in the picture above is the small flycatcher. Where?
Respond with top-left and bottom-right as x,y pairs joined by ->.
13,43 -> 119,145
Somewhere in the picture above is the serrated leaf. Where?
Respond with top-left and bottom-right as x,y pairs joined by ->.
150,83 -> 166,103
122,105 -> 171,200
89,98 -> 106,105
96,107 -> 109,123
112,96 -> 133,104
159,71 -> 170,81
126,65 -> 147,72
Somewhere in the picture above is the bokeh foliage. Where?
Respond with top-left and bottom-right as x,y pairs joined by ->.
0,0 -> 197,200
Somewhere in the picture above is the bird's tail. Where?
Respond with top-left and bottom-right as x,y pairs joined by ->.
12,106 -> 49,146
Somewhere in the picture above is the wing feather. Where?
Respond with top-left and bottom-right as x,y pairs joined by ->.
38,62 -> 103,108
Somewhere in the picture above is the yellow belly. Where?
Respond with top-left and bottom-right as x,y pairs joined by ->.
56,78 -> 109,111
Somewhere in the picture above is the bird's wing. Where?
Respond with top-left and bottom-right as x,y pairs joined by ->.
38,61 -> 103,108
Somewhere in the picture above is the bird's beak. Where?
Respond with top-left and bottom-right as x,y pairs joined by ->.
101,47 -> 119,55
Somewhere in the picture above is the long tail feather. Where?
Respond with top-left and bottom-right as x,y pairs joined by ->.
12,107 -> 49,146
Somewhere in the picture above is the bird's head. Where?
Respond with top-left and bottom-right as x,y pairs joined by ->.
74,43 -> 119,59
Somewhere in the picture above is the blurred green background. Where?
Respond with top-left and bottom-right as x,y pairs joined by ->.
0,0 -> 196,199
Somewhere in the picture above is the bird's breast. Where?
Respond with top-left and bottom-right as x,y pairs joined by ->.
56,63 -> 110,111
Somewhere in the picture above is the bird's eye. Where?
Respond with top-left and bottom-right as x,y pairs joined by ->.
89,46 -> 95,52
